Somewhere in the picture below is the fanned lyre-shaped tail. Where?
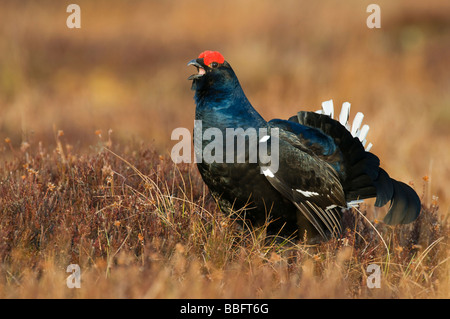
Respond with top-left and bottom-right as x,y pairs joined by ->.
297,99 -> 421,225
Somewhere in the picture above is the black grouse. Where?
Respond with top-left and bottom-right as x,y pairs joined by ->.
188,50 -> 421,242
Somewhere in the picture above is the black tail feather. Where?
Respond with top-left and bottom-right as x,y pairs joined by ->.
288,111 -> 421,225
383,180 -> 421,225
373,168 -> 421,225
373,168 -> 394,207
290,111 -> 379,201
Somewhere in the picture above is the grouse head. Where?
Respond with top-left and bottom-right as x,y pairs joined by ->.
188,51 -> 237,94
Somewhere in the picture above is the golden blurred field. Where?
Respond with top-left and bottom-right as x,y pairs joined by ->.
0,0 -> 449,299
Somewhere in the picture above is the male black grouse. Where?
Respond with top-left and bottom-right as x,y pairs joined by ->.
188,50 -> 421,242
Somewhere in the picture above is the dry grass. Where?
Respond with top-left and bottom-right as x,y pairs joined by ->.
0,0 -> 449,298
0,139 -> 448,298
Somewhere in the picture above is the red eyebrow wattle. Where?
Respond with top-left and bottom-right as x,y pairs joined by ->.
198,51 -> 225,66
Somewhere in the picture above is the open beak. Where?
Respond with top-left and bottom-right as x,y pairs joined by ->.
187,59 -> 206,80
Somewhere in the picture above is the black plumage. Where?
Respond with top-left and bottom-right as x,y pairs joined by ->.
188,50 -> 421,242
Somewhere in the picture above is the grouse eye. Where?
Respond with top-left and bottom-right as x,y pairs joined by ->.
210,62 -> 219,68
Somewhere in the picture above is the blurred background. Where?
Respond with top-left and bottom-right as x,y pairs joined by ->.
0,0 -> 449,211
